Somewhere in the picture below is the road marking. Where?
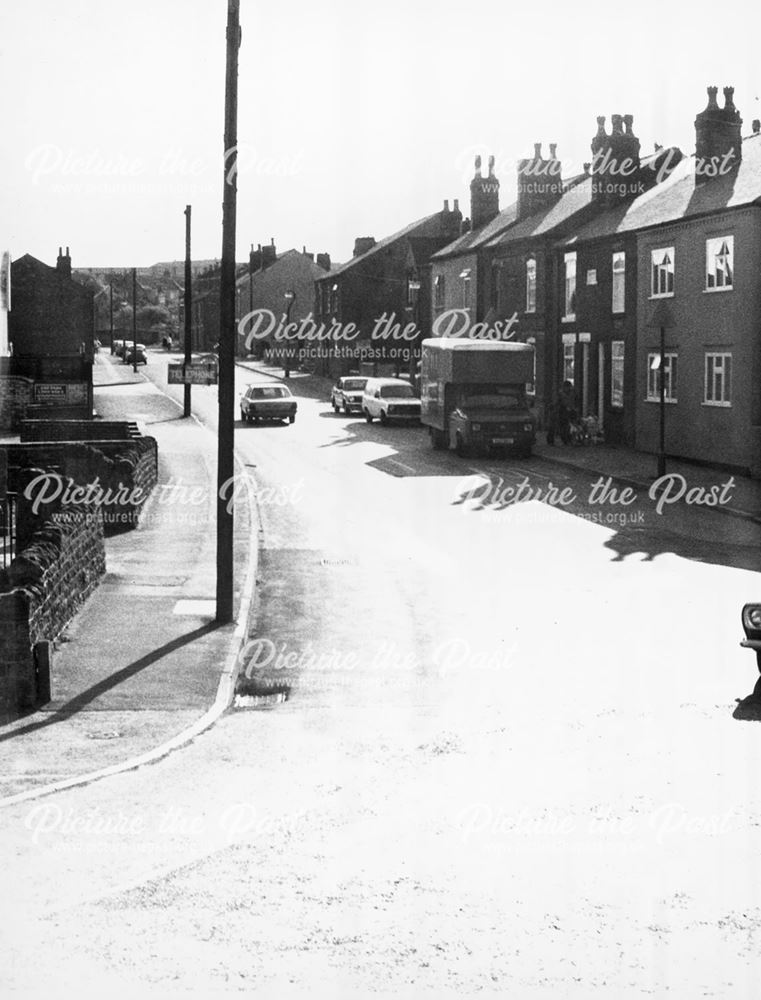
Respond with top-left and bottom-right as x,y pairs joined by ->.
386,457 -> 417,474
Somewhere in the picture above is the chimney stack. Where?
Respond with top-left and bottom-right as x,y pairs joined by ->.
56,246 -> 72,278
470,155 -> 500,230
591,113 -> 641,205
516,143 -> 563,221
695,84 -> 743,176
261,239 -> 277,267
353,237 -> 376,257
753,119 -> 761,135
316,252 -> 331,271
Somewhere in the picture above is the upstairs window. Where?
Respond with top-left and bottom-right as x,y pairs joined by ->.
706,236 -> 733,291
563,252 -> 576,320
525,258 -> 536,313
611,341 -> 624,409
651,247 -> 674,298
434,273 -> 445,309
459,268 -> 471,308
612,251 -> 626,314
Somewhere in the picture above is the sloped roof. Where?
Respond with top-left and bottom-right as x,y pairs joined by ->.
236,248 -> 328,288
431,202 -> 519,261
484,174 -> 592,247
562,135 -> 761,245
318,211 -> 451,279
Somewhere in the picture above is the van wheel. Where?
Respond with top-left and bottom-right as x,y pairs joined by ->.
364,409 -> 373,423
343,403 -> 350,415
430,428 -> 445,450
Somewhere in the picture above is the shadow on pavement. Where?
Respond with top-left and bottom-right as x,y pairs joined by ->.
0,622 -> 222,742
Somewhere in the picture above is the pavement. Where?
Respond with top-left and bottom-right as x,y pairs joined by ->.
0,353 -> 257,803
238,355 -> 761,522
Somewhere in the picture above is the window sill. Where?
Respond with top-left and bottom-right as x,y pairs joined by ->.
703,286 -> 733,294
644,397 -> 678,404
649,293 -> 674,300
561,315 -> 576,324
701,401 -> 732,408
612,309 -> 625,316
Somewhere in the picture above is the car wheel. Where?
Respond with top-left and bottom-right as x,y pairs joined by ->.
240,409 -> 247,423
289,415 -> 295,424
343,403 -> 350,415
455,434 -> 468,457
364,409 -> 373,423
333,401 -> 340,413
379,410 -> 388,426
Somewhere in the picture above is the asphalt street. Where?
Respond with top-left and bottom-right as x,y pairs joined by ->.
3,348 -> 761,997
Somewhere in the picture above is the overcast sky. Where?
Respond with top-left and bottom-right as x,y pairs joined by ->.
2,0 -> 760,268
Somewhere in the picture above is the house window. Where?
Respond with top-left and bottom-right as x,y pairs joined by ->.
563,341 -> 575,383
706,236 -> 733,291
611,341 -> 624,408
526,336 -> 536,395
704,352 -> 732,406
329,283 -> 339,314
612,251 -> 625,314
586,269 -> 597,285
651,247 -> 674,298
459,268 -> 471,308
646,352 -> 678,402
563,252 -> 576,320
525,258 -> 536,313
434,274 -> 445,309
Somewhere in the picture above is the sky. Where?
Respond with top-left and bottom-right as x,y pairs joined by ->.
2,0 -> 760,268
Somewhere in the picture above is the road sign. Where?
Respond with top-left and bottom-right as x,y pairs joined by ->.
168,363 -> 218,386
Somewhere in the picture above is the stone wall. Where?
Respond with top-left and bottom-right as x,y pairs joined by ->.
0,506 -> 105,721
6,437 -> 158,536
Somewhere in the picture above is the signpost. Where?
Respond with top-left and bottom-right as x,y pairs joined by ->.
167,363 -> 218,386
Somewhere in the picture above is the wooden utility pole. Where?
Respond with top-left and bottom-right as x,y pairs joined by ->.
132,268 -> 138,373
216,0 -> 240,624
184,205 -> 192,417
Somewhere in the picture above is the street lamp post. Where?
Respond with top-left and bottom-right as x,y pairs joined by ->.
283,289 -> 295,378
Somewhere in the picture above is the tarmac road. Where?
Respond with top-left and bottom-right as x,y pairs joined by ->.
2,349 -> 761,997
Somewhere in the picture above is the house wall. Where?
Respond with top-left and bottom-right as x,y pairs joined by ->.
556,234 -> 639,445
430,251 -> 478,335
635,206 -> 761,473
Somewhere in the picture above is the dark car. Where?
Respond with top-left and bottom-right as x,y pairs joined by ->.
124,343 -> 147,365
240,382 -> 297,424
331,376 -> 368,414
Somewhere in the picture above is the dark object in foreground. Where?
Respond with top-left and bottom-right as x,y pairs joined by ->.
734,603 -> 761,720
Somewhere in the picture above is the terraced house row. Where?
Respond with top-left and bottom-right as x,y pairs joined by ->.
432,85 -> 761,477
315,85 -> 761,478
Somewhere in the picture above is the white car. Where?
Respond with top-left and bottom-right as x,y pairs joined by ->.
361,377 -> 421,425
331,376 -> 368,414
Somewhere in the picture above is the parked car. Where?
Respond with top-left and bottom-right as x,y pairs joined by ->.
240,382 -> 297,424
124,343 -> 147,365
361,377 -> 421,424
113,339 -> 128,358
331,376 -> 368,414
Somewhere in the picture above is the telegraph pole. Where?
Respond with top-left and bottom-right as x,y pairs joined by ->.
216,0 -> 240,624
184,205 -> 192,417
132,268 -> 138,373
109,282 -> 113,352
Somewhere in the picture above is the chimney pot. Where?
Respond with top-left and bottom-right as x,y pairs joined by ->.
549,143 -> 557,159
443,199 -> 449,212
474,155 -> 482,177
583,162 -> 591,174
611,114 -> 623,134
488,154 -> 495,176
753,119 -> 761,135
453,198 -> 459,212
533,142 -> 542,159
623,114 -> 634,134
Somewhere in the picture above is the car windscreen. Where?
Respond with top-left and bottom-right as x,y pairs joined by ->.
250,386 -> 288,399
379,384 -> 415,399
342,379 -> 367,391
